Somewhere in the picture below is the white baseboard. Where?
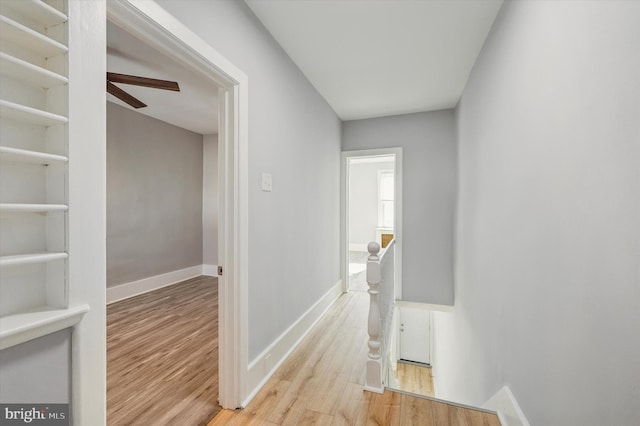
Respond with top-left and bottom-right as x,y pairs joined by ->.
107,265 -> 206,304
483,386 -> 530,426
244,279 -> 343,406
202,264 -> 219,277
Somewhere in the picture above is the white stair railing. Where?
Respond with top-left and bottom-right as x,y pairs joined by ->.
365,239 -> 395,393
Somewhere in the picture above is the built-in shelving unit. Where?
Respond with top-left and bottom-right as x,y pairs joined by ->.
0,52 -> 68,89
0,99 -> 68,126
0,146 -> 68,165
0,203 -> 68,213
0,304 -> 89,351
0,252 -> 68,267
0,15 -> 67,58
1,0 -> 68,28
0,0 -> 83,350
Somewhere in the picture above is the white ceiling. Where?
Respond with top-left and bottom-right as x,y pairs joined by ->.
107,21 -> 219,134
245,0 -> 503,121
107,2 -> 502,130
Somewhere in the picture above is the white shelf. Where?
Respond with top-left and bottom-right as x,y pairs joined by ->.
0,15 -> 68,58
0,304 -> 89,350
0,99 -> 68,126
0,0 -> 73,353
0,252 -> 68,267
0,52 -> 67,88
1,0 -> 67,28
0,203 -> 68,212
0,146 -> 68,164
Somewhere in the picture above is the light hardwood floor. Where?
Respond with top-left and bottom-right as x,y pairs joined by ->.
208,290 -> 499,426
107,276 -> 220,425
391,362 -> 435,397
348,251 -> 369,292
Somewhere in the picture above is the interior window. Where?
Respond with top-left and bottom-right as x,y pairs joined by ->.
378,170 -> 394,228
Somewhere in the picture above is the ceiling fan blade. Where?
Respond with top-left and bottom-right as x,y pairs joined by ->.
107,72 -> 180,91
107,81 -> 147,109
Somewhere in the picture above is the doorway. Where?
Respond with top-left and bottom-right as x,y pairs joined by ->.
399,306 -> 431,365
106,0 -> 249,411
341,148 -> 403,295
386,305 -> 434,397
105,15 -> 223,423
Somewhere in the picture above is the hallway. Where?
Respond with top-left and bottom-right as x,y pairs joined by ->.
208,290 -> 499,425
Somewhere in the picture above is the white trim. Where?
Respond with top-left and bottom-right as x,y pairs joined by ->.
202,264 -> 219,277
244,280 -> 343,406
0,304 -> 89,351
107,0 -> 249,409
341,148 -> 403,295
67,2 -> 107,424
483,386 -> 531,426
389,305 -> 400,372
377,169 -> 395,228
106,265 -> 204,304
429,310 -> 434,369
497,411 -> 509,426
340,154 -> 347,292
364,381 -> 385,394
395,300 -> 454,312
391,388 -> 499,415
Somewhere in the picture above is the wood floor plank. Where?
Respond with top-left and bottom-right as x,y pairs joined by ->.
305,332 -> 354,414
432,400 -> 452,426
265,386 -> 303,425
330,382 -> 367,426
240,378 -> 291,424
348,331 -> 370,386
279,408 -> 306,426
451,405 -> 471,426
353,391 -> 372,426
464,407 -> 487,425
392,363 -> 434,397
399,393 -> 435,426
274,316 -> 334,382
206,409 -> 236,426
365,391 -> 401,426
298,410 -> 334,426
482,412 -> 503,426
107,276 -> 219,426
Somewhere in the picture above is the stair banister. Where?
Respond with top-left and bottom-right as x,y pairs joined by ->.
365,239 -> 396,394
365,242 -> 383,393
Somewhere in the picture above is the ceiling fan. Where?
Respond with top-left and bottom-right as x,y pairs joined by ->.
106,72 -> 180,109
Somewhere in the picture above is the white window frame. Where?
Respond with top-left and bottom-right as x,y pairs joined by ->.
378,169 -> 395,229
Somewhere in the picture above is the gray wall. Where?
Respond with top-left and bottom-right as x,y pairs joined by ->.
343,110 -> 456,305
156,0 -> 342,360
349,160 -> 394,248
107,102 -> 203,287
0,330 -> 70,403
434,1 -> 640,425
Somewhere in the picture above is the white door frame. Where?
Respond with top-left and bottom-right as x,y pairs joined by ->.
341,148 -> 403,298
107,0 -> 249,409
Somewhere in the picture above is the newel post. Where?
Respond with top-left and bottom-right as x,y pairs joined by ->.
365,242 -> 384,393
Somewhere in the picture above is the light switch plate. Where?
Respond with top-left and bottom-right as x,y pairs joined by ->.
261,173 -> 272,192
